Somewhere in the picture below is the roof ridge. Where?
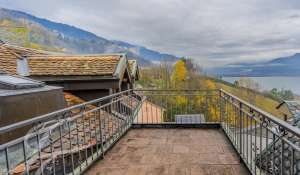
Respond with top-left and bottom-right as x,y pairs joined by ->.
27,54 -> 124,76
0,44 -> 23,59
2,44 -> 61,55
27,53 -> 126,57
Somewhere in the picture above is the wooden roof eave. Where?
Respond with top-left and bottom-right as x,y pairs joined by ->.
28,75 -> 120,82
114,54 -> 133,84
113,53 -> 127,79
127,60 -> 139,80
134,66 -> 140,80
132,62 -> 140,80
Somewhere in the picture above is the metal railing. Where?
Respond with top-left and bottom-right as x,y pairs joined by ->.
133,89 -> 300,174
0,90 -> 142,175
1,89 -> 300,175
133,89 -> 221,125
220,89 -> 300,175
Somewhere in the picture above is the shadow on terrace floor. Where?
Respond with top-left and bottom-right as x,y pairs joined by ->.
86,128 -> 250,175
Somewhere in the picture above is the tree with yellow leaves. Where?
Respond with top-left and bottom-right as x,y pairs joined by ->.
205,79 -> 216,90
171,59 -> 187,88
201,79 -> 220,121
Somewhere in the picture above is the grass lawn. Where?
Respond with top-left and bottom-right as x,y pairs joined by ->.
217,82 -> 283,119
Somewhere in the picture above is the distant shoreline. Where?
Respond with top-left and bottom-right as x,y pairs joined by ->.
221,75 -> 300,78
222,76 -> 300,96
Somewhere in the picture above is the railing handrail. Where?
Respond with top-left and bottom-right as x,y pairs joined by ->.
133,89 -> 219,92
2,88 -> 300,175
2,88 -> 299,137
0,89 -> 132,134
220,88 -> 300,137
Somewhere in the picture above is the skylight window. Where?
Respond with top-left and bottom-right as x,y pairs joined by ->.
0,74 -> 44,90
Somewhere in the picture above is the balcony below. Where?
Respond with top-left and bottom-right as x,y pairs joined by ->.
86,128 -> 250,175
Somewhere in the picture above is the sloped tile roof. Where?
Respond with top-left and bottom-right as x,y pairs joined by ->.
0,44 -> 57,75
64,92 -> 86,106
27,55 -> 122,76
2,44 -> 52,57
64,92 -> 96,113
0,44 -> 128,78
277,100 -> 300,119
257,101 -> 300,173
0,45 -> 20,74
284,101 -> 300,117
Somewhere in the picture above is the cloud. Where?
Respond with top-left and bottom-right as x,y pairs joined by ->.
2,0 -> 300,67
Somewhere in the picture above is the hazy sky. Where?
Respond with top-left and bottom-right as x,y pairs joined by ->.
2,0 -> 300,66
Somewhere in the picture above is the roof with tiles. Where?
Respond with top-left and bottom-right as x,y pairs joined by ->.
277,100 -> 300,119
283,101 -> 300,117
0,45 -> 20,74
63,92 -> 96,115
2,44 -> 54,57
27,55 -> 123,76
257,100 -> 300,173
0,44 -> 130,78
64,92 -> 86,106
0,43 -> 56,75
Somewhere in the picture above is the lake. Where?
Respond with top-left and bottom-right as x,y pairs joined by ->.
222,77 -> 300,95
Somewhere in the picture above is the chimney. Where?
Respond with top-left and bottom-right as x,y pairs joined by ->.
17,57 -> 29,76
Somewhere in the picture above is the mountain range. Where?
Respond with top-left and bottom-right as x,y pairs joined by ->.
1,8 -> 300,75
0,8 -> 178,66
209,53 -> 300,76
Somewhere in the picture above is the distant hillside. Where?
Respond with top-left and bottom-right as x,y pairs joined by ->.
0,8 -> 178,65
209,53 -> 300,76
270,53 -> 300,65
112,40 -> 178,62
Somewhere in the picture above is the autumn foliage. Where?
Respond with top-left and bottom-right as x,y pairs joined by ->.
171,59 -> 187,88
139,58 -> 221,122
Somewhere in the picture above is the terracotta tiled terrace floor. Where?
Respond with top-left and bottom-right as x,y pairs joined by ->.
86,128 -> 250,175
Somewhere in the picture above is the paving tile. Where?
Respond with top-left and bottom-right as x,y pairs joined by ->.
141,154 -> 169,165
145,165 -> 169,175
149,138 -> 168,145
218,154 -> 240,164
168,153 -> 191,164
154,144 -> 173,154
173,145 -> 190,153
189,153 -> 221,164
168,164 -> 191,175
190,164 -> 235,175
86,129 -> 250,175
124,165 -> 148,175
123,165 -> 169,175
86,166 -> 127,175
189,145 -> 224,154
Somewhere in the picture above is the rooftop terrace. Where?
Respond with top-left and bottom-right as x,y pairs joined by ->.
1,89 -> 299,175
86,128 -> 249,175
